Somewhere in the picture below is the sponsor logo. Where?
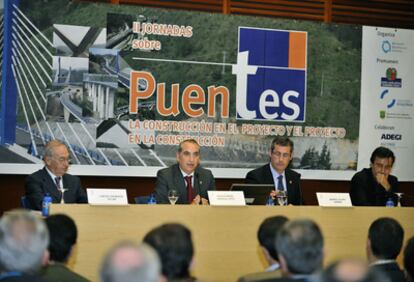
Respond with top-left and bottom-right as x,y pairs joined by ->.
381,68 -> 401,88
380,89 -> 396,109
233,27 -> 307,122
381,40 -> 392,53
381,133 -> 402,140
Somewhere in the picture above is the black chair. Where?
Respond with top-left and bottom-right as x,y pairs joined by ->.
20,196 -> 32,209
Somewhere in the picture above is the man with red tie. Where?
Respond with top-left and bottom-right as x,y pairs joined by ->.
155,139 -> 215,205
25,140 -> 88,210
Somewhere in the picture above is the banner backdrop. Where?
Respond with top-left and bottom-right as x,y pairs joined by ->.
0,0 -> 365,179
359,26 -> 414,181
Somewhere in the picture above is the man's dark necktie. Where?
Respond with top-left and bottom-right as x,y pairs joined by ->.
55,177 -> 63,203
184,175 -> 193,204
277,175 -> 284,191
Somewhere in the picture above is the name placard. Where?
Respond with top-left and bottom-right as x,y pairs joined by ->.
87,188 -> 128,205
316,192 -> 353,207
208,191 -> 246,206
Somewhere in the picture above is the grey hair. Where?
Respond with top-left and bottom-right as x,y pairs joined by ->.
0,209 -> 49,274
276,218 -> 324,275
43,140 -> 67,159
100,241 -> 161,282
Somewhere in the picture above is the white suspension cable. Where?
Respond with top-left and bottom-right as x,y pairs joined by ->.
11,31 -> 50,87
11,56 -> 46,145
97,148 -> 112,165
149,149 -> 166,167
79,123 -> 111,165
12,23 -> 52,81
12,47 -> 55,138
11,16 -> 53,68
114,149 -> 128,166
11,40 -> 46,102
130,148 -> 147,166
67,122 -> 95,165
11,64 -> 38,156
12,4 -> 53,47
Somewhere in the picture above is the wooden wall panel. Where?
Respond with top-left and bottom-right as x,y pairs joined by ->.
332,0 -> 414,28
229,0 -> 325,22
77,0 -> 414,28
117,0 -> 223,13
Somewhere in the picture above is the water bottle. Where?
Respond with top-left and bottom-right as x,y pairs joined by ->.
385,197 -> 394,207
147,194 -> 157,205
42,193 -> 52,216
266,195 -> 275,206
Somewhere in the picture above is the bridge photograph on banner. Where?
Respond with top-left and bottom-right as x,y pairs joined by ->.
1,0 -> 410,180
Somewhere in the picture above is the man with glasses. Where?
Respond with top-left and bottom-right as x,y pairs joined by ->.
25,140 -> 88,210
350,146 -> 399,206
246,136 -> 303,205
154,139 -> 215,205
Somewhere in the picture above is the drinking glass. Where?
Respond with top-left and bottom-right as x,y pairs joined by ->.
395,193 -> 404,207
276,190 -> 287,206
168,190 -> 179,205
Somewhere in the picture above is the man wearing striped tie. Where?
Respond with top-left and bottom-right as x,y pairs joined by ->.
246,137 -> 303,205
25,140 -> 88,210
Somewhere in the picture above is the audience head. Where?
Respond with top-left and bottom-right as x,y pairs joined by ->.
176,139 -> 201,175
321,258 -> 391,282
269,136 -> 294,173
0,209 -> 49,274
100,241 -> 161,282
43,140 -> 70,177
257,215 -> 288,264
276,218 -> 324,276
369,147 -> 395,179
367,217 -> 404,262
404,236 -> 414,282
45,214 -> 77,263
143,223 -> 194,280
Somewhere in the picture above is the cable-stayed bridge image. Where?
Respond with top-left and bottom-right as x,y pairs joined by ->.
0,2 -> 166,168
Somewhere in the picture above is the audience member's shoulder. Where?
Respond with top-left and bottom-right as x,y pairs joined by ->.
42,263 -> 89,282
238,270 -> 282,282
1,274 -> 49,282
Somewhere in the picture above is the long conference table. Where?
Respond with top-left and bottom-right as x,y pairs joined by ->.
50,204 -> 414,282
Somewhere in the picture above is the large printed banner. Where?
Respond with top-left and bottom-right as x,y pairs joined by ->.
0,0 -> 365,179
359,27 -> 414,181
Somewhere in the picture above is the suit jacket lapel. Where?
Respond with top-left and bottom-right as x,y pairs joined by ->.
42,168 -> 61,200
173,164 -> 187,202
264,165 -> 275,186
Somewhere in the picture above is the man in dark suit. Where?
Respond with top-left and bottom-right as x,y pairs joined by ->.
246,137 -> 302,205
265,219 -> 324,282
41,214 -> 89,282
404,236 -> 414,282
350,146 -> 399,206
143,223 -> 195,281
238,216 -> 288,282
25,140 -> 88,210
155,139 -> 215,205
367,217 -> 405,282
